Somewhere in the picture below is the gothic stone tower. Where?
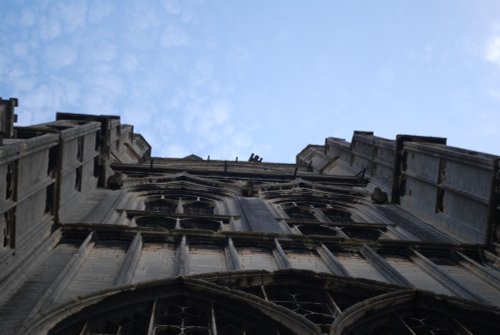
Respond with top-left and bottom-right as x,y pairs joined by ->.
1,100 -> 500,334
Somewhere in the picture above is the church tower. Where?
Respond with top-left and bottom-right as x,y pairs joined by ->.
1,100 -> 499,334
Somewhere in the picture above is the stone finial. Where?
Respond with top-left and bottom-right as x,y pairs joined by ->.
107,172 -> 123,190
371,187 -> 388,204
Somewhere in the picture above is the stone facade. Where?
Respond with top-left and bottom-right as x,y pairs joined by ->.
1,99 -> 499,334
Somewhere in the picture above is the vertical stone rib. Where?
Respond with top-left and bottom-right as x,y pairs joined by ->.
174,235 -> 189,276
115,233 -> 143,285
147,299 -> 157,335
410,248 -> 484,303
21,232 -> 95,330
325,291 -> 342,315
334,227 -> 349,238
360,245 -> 412,287
0,229 -> 61,305
78,321 -> 89,335
455,251 -> 500,289
451,318 -> 475,335
316,243 -> 349,276
272,239 -> 291,269
48,232 -> 95,303
210,303 -> 218,335
224,238 -> 241,271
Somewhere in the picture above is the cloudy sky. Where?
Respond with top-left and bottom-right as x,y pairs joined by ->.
1,1 -> 500,162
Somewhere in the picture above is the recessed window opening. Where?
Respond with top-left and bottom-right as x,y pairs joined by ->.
297,224 -> 337,236
94,131 -> 101,152
47,146 -> 58,178
45,184 -> 54,214
76,137 -> 84,162
145,199 -> 177,213
135,216 -> 176,230
436,189 -> 445,213
2,208 -> 15,248
93,157 -> 99,178
5,160 -> 17,200
322,208 -> 353,223
342,227 -> 381,240
180,218 -> 220,231
75,166 -> 82,192
285,207 -> 316,221
183,201 -> 215,216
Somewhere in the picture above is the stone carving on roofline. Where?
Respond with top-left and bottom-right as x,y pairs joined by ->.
370,187 -> 388,204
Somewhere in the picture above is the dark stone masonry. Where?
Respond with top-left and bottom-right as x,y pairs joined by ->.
1,98 -> 499,334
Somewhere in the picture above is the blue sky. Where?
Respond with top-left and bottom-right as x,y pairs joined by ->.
1,1 -> 500,162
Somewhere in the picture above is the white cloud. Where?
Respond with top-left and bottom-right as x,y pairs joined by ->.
377,67 -> 394,84
202,130 -> 254,160
163,0 -> 182,15
86,73 -> 126,98
80,94 -> 117,116
123,105 -> 152,128
13,42 -> 29,58
126,2 -> 162,32
88,0 -> 114,23
44,45 -> 78,69
0,52 -> 10,77
211,100 -> 230,125
18,77 -> 82,124
226,47 -> 250,66
183,96 -> 239,147
162,0 -> 196,23
472,112 -> 499,140
55,1 -> 88,33
164,144 -> 190,157
12,76 -> 37,93
20,10 -> 37,27
170,86 -> 254,159
408,44 -> 434,63
154,117 -> 176,134
92,44 -> 117,62
488,88 -> 500,102
189,59 -> 213,86
485,36 -> 500,67
39,16 -> 62,40
121,54 -> 138,72
161,24 -> 191,47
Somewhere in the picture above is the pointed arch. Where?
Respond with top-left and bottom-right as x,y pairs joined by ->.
334,289 -> 500,334
37,278 -> 318,335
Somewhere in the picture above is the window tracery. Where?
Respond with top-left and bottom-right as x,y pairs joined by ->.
182,200 -> 215,216
135,216 -> 177,230
341,227 -> 383,241
145,198 -> 178,214
180,218 -> 221,231
295,224 -> 338,236
43,272 -> 500,335
284,206 -> 317,221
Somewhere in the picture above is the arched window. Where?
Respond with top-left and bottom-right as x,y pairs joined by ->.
31,271 -> 500,335
45,279 -> 311,335
285,206 -> 316,221
322,208 -> 353,223
135,216 -> 176,230
264,285 -> 335,334
296,224 -> 337,237
336,290 -> 500,335
341,227 -> 382,241
183,200 -> 215,216
180,218 -> 221,231
145,198 -> 177,214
